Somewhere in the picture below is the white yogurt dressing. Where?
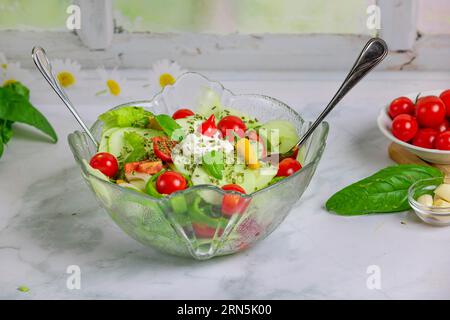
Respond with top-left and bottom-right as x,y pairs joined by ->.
178,132 -> 233,158
172,132 -> 234,171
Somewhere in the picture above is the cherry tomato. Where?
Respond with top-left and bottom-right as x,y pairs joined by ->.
439,90 -> 450,117
125,160 -> 163,175
221,184 -> 248,218
276,158 -> 302,177
435,131 -> 450,150
156,171 -> 187,195
217,115 -> 247,140
391,114 -> 418,142
388,96 -> 415,119
172,108 -> 195,120
412,128 -> 438,149
198,114 -> 219,137
436,119 -> 450,133
192,223 -> 223,238
153,136 -> 177,162
415,96 -> 446,128
89,152 -> 118,178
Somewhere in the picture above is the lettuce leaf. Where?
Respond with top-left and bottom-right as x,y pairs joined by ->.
120,131 -> 148,164
99,106 -> 154,131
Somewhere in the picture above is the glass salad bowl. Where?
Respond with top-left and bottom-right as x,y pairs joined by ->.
68,73 -> 329,260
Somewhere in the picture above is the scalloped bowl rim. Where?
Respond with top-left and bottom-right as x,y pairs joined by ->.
377,88 -> 450,155
69,72 -> 329,203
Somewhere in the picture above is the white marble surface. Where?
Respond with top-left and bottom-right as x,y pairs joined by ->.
1,71 -> 450,299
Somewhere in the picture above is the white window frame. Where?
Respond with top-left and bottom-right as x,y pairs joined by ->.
0,0 -> 448,71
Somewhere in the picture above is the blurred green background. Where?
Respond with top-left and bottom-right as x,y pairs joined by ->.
0,0 -> 448,34
0,0 -> 371,34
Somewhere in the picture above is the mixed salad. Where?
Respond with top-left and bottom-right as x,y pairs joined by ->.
87,90 -> 303,236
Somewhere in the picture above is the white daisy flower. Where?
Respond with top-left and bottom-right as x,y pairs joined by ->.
0,61 -> 33,87
52,58 -> 83,89
148,59 -> 186,93
96,67 -> 129,97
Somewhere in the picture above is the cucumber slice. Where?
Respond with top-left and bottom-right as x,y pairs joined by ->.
191,163 -> 257,200
98,127 -> 119,153
197,89 -> 223,117
175,116 -> 204,135
191,167 -> 222,204
107,127 -> 161,158
252,163 -> 278,190
258,120 -> 299,154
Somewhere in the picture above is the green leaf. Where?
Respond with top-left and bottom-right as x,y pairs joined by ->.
17,285 -> 30,293
0,119 -> 13,144
120,131 -> 148,164
154,114 -> 181,139
202,150 -> 224,180
0,88 -> 57,142
3,81 -> 30,100
0,135 -> 3,158
99,106 -> 154,131
326,165 -> 444,216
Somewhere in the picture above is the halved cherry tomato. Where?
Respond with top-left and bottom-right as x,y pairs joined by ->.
276,158 -> 302,177
221,184 -> 249,218
124,162 -> 140,174
156,171 -> 187,195
89,152 -> 118,178
124,160 -> 163,175
439,89 -> 450,117
435,131 -> 450,150
172,108 -> 195,120
192,223 -> 223,238
391,114 -> 418,142
388,97 -> 415,119
412,128 -> 438,149
217,115 -> 246,140
415,96 -> 446,128
152,136 -> 177,162
198,114 -> 219,137
436,119 -> 450,133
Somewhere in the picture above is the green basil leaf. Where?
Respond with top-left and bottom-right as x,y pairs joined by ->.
326,165 -> 444,216
0,119 -> 13,144
3,81 -> 30,100
155,114 -> 181,139
0,135 -> 3,158
202,150 -> 224,180
0,88 -> 57,142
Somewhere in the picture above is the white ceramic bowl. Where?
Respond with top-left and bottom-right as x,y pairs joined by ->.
377,89 -> 450,164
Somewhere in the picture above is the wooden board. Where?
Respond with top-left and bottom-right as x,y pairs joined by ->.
388,142 -> 450,179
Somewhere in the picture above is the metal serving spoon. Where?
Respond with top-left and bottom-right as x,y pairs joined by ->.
274,37 -> 388,160
31,46 -> 98,147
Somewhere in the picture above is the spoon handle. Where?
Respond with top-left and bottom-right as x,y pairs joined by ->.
32,46 -> 99,147
296,37 -> 388,148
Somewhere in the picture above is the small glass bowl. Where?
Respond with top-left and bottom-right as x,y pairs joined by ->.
408,177 -> 450,226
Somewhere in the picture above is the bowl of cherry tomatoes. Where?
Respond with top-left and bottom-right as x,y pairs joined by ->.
377,89 -> 450,164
